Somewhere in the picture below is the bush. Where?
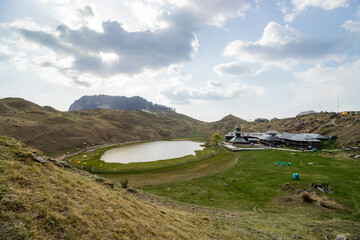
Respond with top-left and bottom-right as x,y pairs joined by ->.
120,179 -> 129,188
302,193 -> 314,203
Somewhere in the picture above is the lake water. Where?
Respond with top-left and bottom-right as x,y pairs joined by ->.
100,141 -> 203,164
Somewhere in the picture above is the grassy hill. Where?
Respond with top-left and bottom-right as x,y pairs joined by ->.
0,136 -> 249,239
0,98 -> 359,155
0,98 -> 203,154
243,113 -> 360,147
2,136 -> 359,239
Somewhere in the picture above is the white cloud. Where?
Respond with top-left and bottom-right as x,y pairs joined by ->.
1,0 -> 251,87
222,21 -> 357,69
15,20 -> 198,84
282,0 -> 349,22
168,0 -> 250,27
289,59 -> 360,110
342,19 -> 360,33
213,61 -> 263,77
161,81 -> 264,104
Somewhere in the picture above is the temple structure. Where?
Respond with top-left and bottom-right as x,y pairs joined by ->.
229,122 -> 249,144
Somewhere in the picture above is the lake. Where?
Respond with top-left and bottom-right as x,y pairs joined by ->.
100,141 -> 203,164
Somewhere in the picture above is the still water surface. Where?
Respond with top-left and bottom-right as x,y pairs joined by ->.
101,141 -> 203,164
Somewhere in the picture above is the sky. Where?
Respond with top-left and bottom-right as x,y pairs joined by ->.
0,0 -> 359,122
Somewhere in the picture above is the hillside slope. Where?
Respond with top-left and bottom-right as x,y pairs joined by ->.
244,113 -> 360,147
0,98 -> 203,153
0,136 -> 247,239
0,98 -> 359,154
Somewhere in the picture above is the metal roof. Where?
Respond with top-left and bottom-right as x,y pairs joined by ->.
289,134 -> 320,142
303,133 -> 327,140
296,110 -> 316,117
225,132 -> 235,137
230,136 -> 249,143
259,134 -> 281,141
276,133 -> 320,142
266,130 -> 280,135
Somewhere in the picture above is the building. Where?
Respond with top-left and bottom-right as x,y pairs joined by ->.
259,134 -> 282,147
296,110 -> 316,117
225,132 -> 235,141
303,133 -> 327,141
265,130 -> 281,136
255,118 -> 269,122
229,122 -> 249,144
277,133 -> 320,149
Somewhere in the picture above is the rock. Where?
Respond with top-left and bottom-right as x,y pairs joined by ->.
127,188 -> 137,193
291,234 -> 303,239
224,183 -> 229,186
93,175 -> 105,183
33,155 -> 47,163
320,202 -> 333,209
335,234 -> 348,240
350,154 -> 356,158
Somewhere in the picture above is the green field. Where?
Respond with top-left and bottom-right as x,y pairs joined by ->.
142,150 -> 359,213
138,150 -> 360,238
67,142 -> 360,238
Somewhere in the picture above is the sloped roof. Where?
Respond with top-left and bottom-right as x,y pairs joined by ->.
230,135 -> 249,143
296,110 -> 316,117
266,130 -> 280,135
225,132 -> 235,137
259,134 -> 281,141
277,133 -> 321,142
303,133 -> 327,140
262,135 -> 281,142
277,133 -> 296,140
289,134 -> 320,142
235,122 -> 241,129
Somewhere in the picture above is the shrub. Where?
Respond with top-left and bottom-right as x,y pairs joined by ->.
120,179 -> 129,188
302,193 -> 313,203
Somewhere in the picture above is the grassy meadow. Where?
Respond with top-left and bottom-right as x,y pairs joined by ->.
139,149 -> 360,238
2,134 -> 360,239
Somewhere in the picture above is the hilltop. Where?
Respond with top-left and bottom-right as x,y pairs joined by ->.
69,95 -> 173,112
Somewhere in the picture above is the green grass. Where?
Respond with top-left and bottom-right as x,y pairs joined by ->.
66,141 -> 220,174
142,150 -> 360,220
0,136 -> 249,240
138,150 -> 360,238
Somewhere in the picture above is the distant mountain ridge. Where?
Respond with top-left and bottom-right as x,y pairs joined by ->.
69,95 -> 173,112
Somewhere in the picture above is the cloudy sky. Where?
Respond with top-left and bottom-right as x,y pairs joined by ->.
0,0 -> 359,122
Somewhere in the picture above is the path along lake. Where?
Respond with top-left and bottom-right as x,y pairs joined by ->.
100,141 -> 203,164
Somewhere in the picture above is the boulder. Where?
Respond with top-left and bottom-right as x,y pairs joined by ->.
335,234 -> 347,240
33,155 -> 47,163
